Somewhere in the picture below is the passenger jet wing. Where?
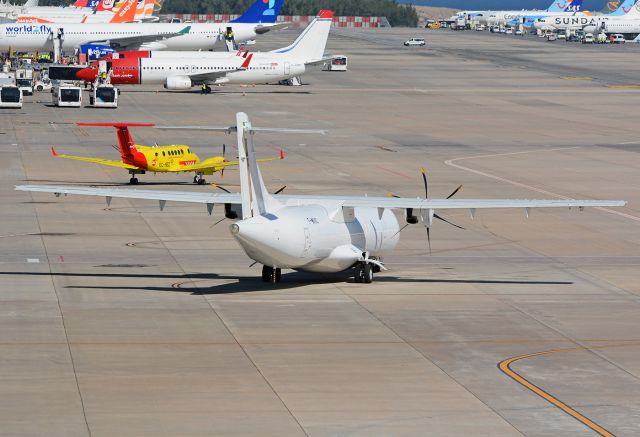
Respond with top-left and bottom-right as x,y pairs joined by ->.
187,53 -> 253,84
89,25 -> 191,50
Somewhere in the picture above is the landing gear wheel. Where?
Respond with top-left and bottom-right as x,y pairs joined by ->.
193,175 -> 198,183
262,265 -> 273,283
197,178 -> 206,185
363,264 -> 373,283
354,264 -> 364,283
129,177 -> 138,184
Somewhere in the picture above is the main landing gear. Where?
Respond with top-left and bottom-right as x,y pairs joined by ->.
262,265 -> 282,284
129,177 -> 139,184
354,262 -> 373,284
193,173 -> 206,185
353,257 -> 383,284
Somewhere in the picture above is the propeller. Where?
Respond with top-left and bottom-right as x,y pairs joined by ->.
221,144 -> 226,177
391,169 -> 465,251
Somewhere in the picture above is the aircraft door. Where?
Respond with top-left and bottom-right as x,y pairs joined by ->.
284,62 -> 290,75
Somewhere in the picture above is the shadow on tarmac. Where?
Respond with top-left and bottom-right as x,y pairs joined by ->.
0,271 -> 573,295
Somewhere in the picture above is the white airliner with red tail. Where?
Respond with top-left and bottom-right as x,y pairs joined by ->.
76,10 -> 335,91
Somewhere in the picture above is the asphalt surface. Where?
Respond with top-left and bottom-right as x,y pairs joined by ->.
1,27 -> 639,436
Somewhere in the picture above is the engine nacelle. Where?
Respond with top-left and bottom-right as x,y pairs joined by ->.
164,76 -> 193,90
225,203 -> 242,220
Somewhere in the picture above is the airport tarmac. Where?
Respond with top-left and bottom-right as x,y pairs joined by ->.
1,27 -> 639,436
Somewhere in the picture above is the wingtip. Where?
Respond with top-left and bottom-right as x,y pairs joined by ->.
51,146 -> 57,157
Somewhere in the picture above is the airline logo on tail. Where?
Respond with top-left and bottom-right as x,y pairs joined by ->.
231,0 -> 283,23
607,1 -> 620,11
563,0 -> 583,12
96,0 -> 115,12
262,0 -> 276,17
110,0 -> 137,23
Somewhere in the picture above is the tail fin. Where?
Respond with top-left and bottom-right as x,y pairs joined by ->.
73,0 -> 89,8
23,0 -> 38,7
95,0 -> 116,12
562,0 -> 583,12
609,0 -> 635,15
545,0 -> 564,12
271,10 -> 333,63
622,0 -> 640,15
110,0 -> 137,23
231,0 -> 284,24
136,0 -> 158,19
86,0 -> 101,10
77,123 -> 154,160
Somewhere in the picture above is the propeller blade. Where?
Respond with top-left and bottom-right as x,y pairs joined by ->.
213,184 -> 231,194
446,184 -> 463,199
434,213 -> 466,230
391,223 -> 410,238
420,167 -> 428,198
426,226 -> 432,255
209,217 -> 226,228
274,185 -> 286,195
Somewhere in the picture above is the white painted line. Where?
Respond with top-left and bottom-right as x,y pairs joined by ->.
26,258 -> 40,263
445,147 -> 640,224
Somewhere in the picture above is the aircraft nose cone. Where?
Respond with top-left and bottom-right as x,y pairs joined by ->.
76,67 -> 96,82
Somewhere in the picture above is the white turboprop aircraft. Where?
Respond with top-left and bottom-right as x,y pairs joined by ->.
16,112 -> 627,284
76,10 -> 335,91
0,0 -> 283,52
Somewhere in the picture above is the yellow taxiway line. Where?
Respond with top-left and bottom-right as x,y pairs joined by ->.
499,342 -> 640,436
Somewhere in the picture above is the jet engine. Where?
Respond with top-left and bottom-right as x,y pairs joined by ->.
164,76 -> 193,90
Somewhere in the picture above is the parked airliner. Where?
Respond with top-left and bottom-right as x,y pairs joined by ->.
76,10 -> 334,92
0,0 -> 284,52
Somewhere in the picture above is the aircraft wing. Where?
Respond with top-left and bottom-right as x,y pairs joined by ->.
188,150 -> 284,172
15,185 -> 625,213
16,185 -> 242,207
88,25 -> 191,50
188,53 -> 253,84
53,148 -> 139,170
254,22 -> 289,34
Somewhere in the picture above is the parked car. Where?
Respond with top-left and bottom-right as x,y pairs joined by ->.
404,37 -> 426,46
583,33 -> 594,43
612,34 -> 626,43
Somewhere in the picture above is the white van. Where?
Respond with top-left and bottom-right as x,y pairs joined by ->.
612,34 -> 626,43
0,86 -> 23,108
323,56 -> 348,71
89,85 -> 118,108
52,85 -> 82,107
404,37 -> 426,46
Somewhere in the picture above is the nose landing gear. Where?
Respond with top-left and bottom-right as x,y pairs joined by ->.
129,177 -> 139,184
262,265 -> 282,284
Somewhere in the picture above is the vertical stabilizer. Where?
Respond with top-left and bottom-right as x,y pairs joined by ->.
271,10 -> 333,63
236,112 -> 272,219
109,0 -> 137,22
610,0 -> 636,15
231,0 -> 284,24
